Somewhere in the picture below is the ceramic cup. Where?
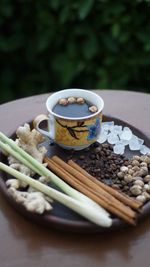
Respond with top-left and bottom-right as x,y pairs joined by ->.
34,89 -> 104,150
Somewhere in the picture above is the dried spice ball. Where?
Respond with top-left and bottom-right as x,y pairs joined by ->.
68,97 -> 76,104
130,185 -> 142,196
58,98 -> 68,105
140,166 -> 148,176
133,180 -> 144,187
76,97 -> 85,104
132,155 -> 141,161
132,166 -> 140,172
120,166 -> 128,173
143,184 -> 150,192
117,172 -> 124,179
144,175 -> 150,183
89,105 -> 98,113
132,160 -> 140,166
128,169 -> 134,175
136,195 -> 146,204
124,174 -> 133,183
140,162 -> 148,167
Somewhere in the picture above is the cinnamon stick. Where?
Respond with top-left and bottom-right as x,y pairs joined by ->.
51,156 -> 136,216
46,158 -> 135,224
52,156 -> 141,211
68,159 -> 142,210
44,157 -> 137,224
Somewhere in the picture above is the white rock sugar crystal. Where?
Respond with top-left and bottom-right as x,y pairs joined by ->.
98,121 -> 150,155
129,136 -> 141,151
137,137 -> 144,146
110,125 -> 122,134
119,127 -> 132,141
97,130 -> 107,144
102,121 -> 114,131
129,135 -> 144,151
107,133 -> 119,144
113,144 -> 125,155
140,145 -> 150,155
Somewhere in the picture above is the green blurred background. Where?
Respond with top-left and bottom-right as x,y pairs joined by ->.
0,0 -> 150,104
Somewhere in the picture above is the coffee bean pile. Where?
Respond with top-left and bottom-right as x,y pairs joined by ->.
72,142 -> 129,188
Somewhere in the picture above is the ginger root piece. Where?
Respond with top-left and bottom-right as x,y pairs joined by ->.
6,179 -> 20,189
16,123 -> 47,163
8,188 -> 53,214
8,123 -> 47,178
5,123 -> 53,214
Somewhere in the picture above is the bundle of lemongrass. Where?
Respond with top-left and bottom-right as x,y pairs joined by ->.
0,131 -> 112,227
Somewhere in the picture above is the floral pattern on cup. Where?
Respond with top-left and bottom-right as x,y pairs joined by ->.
87,118 -> 100,141
55,113 -> 102,147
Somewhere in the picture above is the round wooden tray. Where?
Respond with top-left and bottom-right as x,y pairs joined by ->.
0,115 -> 150,233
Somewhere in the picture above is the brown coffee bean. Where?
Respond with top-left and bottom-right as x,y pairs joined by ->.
95,154 -> 100,160
90,154 -> 96,160
94,146 -> 102,153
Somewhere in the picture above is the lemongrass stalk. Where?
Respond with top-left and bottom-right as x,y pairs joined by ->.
0,162 -> 112,227
0,141 -> 39,174
0,140 -> 98,208
0,132 -> 109,216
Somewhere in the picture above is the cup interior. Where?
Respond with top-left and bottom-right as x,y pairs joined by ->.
46,89 -> 104,120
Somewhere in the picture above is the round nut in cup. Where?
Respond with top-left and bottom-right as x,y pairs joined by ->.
33,89 -> 104,150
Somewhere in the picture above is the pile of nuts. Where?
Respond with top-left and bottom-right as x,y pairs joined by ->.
117,154 -> 150,203
58,97 -> 98,113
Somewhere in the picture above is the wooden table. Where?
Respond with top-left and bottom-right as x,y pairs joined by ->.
0,90 -> 150,267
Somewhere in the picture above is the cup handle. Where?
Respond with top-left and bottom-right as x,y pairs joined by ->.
33,114 -> 53,139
